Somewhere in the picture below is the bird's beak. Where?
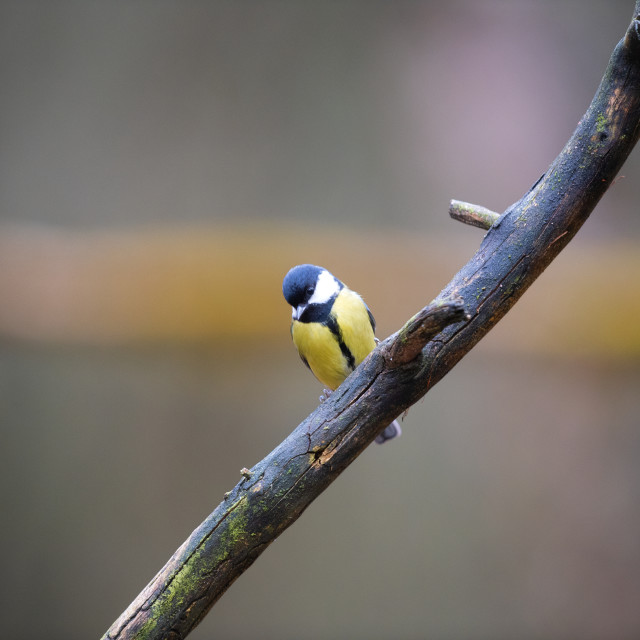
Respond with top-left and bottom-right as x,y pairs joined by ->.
292,304 -> 306,320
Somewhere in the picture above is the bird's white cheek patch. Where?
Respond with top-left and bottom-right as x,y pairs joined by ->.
308,270 -> 340,305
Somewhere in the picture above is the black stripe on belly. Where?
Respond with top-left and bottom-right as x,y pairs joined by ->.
326,314 -> 356,371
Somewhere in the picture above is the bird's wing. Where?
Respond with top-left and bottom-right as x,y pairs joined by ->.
366,305 -> 376,334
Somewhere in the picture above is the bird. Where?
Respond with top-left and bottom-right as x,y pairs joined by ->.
282,264 -> 401,444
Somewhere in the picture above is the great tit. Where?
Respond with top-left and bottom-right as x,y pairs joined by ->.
282,264 -> 401,444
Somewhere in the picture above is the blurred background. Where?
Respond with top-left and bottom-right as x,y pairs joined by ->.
1,1 -> 640,639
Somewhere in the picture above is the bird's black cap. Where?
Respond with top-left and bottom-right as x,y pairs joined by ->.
282,264 -> 324,307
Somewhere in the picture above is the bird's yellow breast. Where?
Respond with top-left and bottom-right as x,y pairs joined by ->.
332,288 -> 376,365
291,288 -> 376,390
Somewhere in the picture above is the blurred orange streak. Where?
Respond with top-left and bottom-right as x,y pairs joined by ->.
0,223 -> 638,358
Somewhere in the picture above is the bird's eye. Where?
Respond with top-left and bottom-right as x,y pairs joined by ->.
306,286 -> 314,296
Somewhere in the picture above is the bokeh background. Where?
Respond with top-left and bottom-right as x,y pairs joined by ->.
1,2 -> 640,639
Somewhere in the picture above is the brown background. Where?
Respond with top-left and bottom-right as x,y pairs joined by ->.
1,2 -> 639,639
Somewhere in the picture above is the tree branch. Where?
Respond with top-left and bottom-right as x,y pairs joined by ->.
103,6 -> 640,640
449,199 -> 501,230
385,298 -> 468,366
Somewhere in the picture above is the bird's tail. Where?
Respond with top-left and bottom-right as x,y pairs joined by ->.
375,419 -> 402,445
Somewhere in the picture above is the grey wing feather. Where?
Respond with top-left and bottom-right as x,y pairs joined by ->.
366,306 -> 376,334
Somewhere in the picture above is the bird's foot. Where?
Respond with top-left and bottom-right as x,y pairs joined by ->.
319,388 -> 333,403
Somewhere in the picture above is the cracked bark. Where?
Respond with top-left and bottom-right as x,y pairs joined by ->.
103,5 -> 640,639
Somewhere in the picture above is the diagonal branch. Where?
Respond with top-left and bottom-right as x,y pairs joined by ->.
385,298 -> 468,366
103,6 -> 640,640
